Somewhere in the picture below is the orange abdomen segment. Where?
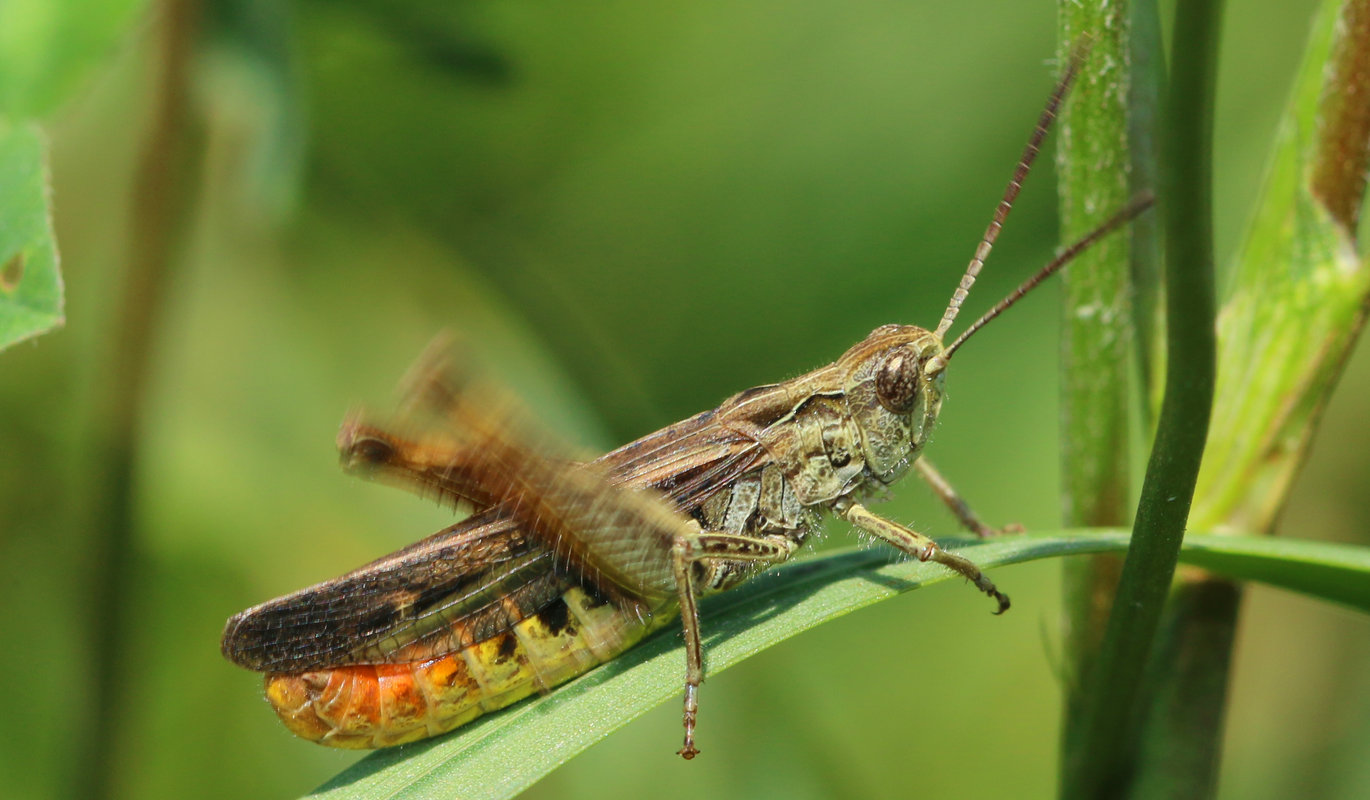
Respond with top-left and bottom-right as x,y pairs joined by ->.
263,587 -> 671,748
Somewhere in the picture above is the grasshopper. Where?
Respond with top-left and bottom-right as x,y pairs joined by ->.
221,53 -> 1151,758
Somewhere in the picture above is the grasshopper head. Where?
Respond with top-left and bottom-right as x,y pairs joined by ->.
839,324 -> 947,482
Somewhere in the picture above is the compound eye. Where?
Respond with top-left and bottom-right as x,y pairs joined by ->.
875,346 -> 921,414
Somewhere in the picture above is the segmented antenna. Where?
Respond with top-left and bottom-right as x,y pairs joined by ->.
935,192 -> 1155,366
933,47 -> 1087,340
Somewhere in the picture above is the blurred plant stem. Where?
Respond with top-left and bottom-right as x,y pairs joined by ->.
1055,0 -> 1134,787
1127,0 -> 1165,417
71,2 -> 204,799
1060,0 -> 1222,795
1132,0 -> 1370,794
1129,577 -> 1241,799
1059,0 -> 1370,796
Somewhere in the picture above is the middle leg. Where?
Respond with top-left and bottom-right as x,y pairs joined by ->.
670,530 -> 798,759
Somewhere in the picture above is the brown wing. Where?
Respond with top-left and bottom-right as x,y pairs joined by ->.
335,419 -> 511,514
338,343 -> 777,596
332,337 -> 558,516
597,406 -> 769,509
342,339 -> 776,518
597,380 -> 806,508
221,514 -> 563,672
223,344 -> 783,672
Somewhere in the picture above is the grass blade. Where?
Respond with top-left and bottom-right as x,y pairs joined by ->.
307,531 -> 1370,800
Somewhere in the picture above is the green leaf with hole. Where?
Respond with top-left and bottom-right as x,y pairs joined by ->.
303,530 -> 1370,800
0,122 -> 62,351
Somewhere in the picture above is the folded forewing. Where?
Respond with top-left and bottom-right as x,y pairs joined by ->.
221,515 -> 560,671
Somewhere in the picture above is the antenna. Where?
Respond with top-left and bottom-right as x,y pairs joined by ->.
933,44 -> 1087,340
934,192 -> 1155,367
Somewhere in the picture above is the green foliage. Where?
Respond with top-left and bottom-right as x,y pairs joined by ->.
0,123 -> 61,350
0,0 -> 148,118
1061,0 -> 1224,795
1191,0 -> 1370,532
1059,0 -> 1370,797
1056,0 -> 1134,530
0,0 -> 147,350
1054,12 -> 1138,788
309,532 -> 1370,800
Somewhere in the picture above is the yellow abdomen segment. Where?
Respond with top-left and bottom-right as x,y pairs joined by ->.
263,587 -> 670,748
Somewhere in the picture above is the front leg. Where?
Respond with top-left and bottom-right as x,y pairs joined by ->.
836,498 -> 1009,614
670,530 -> 798,759
914,459 -> 1023,538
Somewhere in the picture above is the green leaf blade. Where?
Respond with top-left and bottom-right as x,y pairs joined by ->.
304,531 -> 1370,800
1179,535 -> 1370,612
0,121 -> 62,351
1191,0 -> 1370,533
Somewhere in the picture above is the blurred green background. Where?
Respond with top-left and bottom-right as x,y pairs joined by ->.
3,0 -> 1368,798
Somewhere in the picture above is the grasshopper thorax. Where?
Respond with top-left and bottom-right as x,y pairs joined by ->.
838,324 -> 947,483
